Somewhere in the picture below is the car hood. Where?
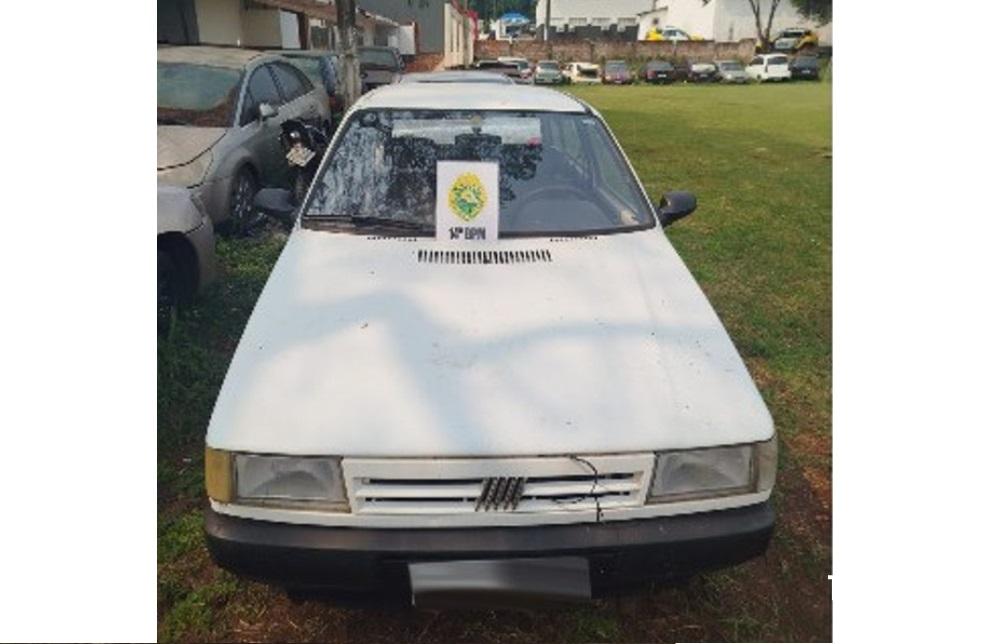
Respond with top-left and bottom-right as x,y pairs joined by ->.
208,229 -> 773,457
157,126 -> 226,170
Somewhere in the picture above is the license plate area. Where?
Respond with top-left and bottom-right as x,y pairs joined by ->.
409,557 -> 591,608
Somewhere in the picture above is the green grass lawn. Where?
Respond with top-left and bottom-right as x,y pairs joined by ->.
158,81 -> 831,643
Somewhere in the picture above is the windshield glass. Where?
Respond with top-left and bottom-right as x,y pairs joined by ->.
538,62 -> 558,70
305,110 -> 654,236
647,61 -> 672,70
719,61 -> 743,71
579,67 -> 598,77
157,63 -> 242,127
780,30 -> 805,38
605,62 -> 627,71
360,49 -> 400,69
793,57 -> 818,68
769,55 -> 789,65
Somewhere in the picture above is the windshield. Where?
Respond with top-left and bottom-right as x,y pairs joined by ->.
647,61 -> 672,70
157,63 -> 242,127
780,30 -> 805,38
579,67 -> 598,77
304,110 -> 654,236
605,62 -> 627,72
793,57 -> 818,68
538,62 -> 559,70
719,62 -> 743,71
769,55 -> 789,65
360,49 -> 400,69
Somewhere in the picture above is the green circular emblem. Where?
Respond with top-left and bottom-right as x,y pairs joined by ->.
448,172 -> 487,222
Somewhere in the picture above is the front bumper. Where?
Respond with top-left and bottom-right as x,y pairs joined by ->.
205,501 -> 774,602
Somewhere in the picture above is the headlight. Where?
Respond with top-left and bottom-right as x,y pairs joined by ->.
158,150 -> 213,188
647,437 -> 777,503
205,448 -> 349,511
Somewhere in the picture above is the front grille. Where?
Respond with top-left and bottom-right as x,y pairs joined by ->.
342,455 -> 654,515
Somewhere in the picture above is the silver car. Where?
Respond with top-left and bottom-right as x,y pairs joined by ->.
157,46 -> 331,232
715,59 -> 749,84
157,185 -> 216,330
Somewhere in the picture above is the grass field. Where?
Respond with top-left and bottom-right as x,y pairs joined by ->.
158,81 -> 831,642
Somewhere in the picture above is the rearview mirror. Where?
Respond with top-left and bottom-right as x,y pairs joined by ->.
658,191 -> 697,227
253,188 -> 296,222
258,102 -> 278,121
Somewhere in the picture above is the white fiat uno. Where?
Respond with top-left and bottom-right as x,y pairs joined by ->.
204,82 -> 776,606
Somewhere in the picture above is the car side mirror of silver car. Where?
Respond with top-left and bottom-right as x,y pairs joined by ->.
258,102 -> 278,121
253,188 -> 296,222
658,191 -> 697,227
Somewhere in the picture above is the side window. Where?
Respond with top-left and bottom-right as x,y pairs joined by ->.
270,62 -> 312,102
240,66 -> 281,125
580,118 -> 646,212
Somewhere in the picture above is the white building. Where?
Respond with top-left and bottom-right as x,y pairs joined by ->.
536,0 -> 654,40
638,0 -> 825,43
534,0 -> 828,44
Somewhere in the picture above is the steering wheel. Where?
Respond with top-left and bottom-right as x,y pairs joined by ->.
504,184 -> 592,231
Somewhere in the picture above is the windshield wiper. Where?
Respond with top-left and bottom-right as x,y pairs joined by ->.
306,214 -> 433,233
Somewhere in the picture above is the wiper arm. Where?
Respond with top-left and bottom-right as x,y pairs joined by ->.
306,214 -> 433,233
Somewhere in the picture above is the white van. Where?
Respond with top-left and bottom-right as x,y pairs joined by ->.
204,83 -> 777,605
746,54 -> 792,82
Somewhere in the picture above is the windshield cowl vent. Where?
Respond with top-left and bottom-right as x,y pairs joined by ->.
416,249 -> 553,265
548,235 -> 598,242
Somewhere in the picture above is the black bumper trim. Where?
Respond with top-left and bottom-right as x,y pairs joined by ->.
205,502 -> 774,599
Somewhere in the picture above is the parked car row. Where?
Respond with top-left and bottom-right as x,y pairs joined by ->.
473,53 -> 823,87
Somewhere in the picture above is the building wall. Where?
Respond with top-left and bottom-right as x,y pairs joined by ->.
195,0 -> 243,45
358,0 -> 444,53
240,8 -> 284,47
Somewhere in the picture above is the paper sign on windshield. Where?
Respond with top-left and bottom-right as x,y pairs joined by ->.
435,161 -> 499,242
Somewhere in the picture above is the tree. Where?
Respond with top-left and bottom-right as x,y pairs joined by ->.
704,0 -> 781,51
789,0 -> 832,25
706,1 -> 831,50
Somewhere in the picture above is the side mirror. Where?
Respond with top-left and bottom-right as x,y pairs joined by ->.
253,188 -> 296,221
258,102 -> 278,121
658,191 -> 697,227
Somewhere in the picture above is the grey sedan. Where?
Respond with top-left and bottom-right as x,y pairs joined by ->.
157,46 -> 331,232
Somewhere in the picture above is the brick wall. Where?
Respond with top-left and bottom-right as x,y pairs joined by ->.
475,38 -> 757,65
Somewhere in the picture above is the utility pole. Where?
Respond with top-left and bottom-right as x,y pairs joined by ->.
544,0 -> 551,41
336,0 -> 360,108
463,0 -> 472,69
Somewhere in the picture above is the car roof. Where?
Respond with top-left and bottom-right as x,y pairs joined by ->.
353,83 -> 587,113
400,71 -> 514,85
157,45 -> 270,68
271,49 -> 337,59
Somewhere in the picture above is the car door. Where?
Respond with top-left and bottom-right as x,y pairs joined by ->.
236,63 -> 286,187
746,56 -> 764,79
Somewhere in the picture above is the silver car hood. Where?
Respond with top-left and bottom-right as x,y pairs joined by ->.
157,126 -> 226,170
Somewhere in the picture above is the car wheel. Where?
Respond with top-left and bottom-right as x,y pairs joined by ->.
226,166 -> 258,237
158,250 -> 177,335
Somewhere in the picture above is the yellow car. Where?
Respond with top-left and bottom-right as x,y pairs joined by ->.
772,28 -> 819,52
645,26 -> 703,42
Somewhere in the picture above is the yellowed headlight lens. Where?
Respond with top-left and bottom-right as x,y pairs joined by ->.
204,446 -> 233,503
